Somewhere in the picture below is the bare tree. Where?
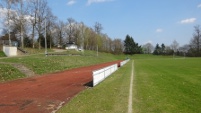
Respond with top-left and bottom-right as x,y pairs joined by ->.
54,20 -> 65,47
94,22 -> 103,56
190,25 -> 201,55
87,28 -> 96,50
73,22 -> 81,46
28,0 -> 38,48
75,22 -> 86,50
101,34 -> 111,52
83,27 -> 91,50
143,43 -> 154,54
165,46 -> 174,55
112,38 -> 123,54
11,0 -> 29,48
179,44 -> 189,53
37,0 -> 48,49
171,40 -> 179,52
28,0 -> 49,49
0,0 -> 19,46
19,0 -> 24,48
66,18 -> 76,43
45,8 -> 57,49
94,22 -> 102,34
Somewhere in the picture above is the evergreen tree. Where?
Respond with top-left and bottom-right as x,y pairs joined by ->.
124,35 -> 133,54
161,43 -> 165,55
153,43 -> 161,55
124,35 -> 142,54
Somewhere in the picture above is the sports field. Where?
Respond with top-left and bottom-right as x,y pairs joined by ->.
133,56 -> 201,113
59,55 -> 201,113
0,51 -> 201,113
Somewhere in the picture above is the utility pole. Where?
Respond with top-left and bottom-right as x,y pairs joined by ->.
8,0 -> 11,46
80,22 -> 85,53
97,43 -> 98,56
20,0 -> 24,48
96,36 -> 98,57
94,22 -> 102,57
37,0 -> 41,49
45,17 -> 47,57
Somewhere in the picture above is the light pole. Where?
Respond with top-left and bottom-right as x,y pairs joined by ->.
8,20 -> 11,46
96,33 -> 98,57
80,22 -> 85,53
8,2 -> 11,46
16,5 -> 24,48
44,17 -> 47,57
20,0 -> 24,48
97,44 -> 98,57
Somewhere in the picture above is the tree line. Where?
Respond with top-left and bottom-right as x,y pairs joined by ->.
0,0 -> 123,54
128,25 -> 201,57
149,25 -> 201,57
0,0 -> 201,56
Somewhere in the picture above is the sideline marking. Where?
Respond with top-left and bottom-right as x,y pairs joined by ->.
128,60 -> 134,113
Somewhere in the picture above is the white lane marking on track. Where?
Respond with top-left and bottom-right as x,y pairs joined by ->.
128,60 -> 134,113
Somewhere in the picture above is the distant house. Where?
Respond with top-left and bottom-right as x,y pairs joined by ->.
0,32 -> 19,47
65,42 -> 78,50
0,40 -> 18,47
56,44 -> 62,48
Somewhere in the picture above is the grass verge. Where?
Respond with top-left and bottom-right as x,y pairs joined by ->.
0,50 -> 125,81
0,64 -> 25,82
58,61 -> 132,113
0,51 -> 6,57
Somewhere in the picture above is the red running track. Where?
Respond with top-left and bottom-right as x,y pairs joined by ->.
0,60 -> 122,113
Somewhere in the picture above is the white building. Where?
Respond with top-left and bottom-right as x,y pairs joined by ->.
65,42 -> 78,50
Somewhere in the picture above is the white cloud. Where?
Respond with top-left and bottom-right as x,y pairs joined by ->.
180,18 -> 196,24
0,8 -> 18,19
156,28 -> 163,33
67,0 -> 76,6
0,8 -> 8,18
0,8 -> 34,29
197,4 -> 201,8
87,0 -> 114,6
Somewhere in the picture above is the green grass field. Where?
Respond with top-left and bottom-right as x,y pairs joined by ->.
59,55 -> 201,113
133,57 -> 201,113
0,64 -> 25,81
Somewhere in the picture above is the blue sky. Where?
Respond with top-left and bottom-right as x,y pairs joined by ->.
48,0 -> 201,46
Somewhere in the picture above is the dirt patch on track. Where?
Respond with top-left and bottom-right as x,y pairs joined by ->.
0,60 -> 122,113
